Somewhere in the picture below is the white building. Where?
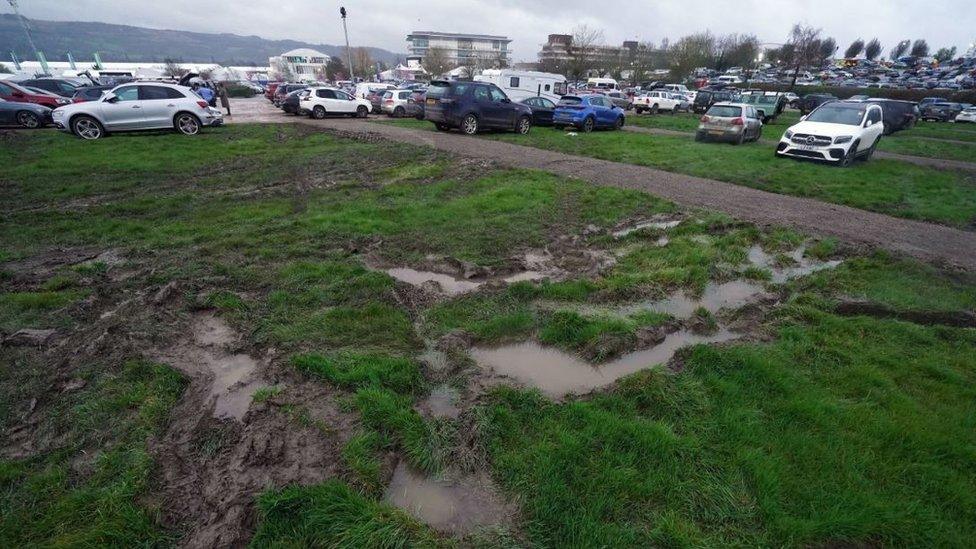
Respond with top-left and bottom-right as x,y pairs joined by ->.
4,60 -> 268,82
268,48 -> 330,81
406,31 -> 510,67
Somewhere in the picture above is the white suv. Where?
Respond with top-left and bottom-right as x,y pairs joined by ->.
52,83 -> 222,140
301,87 -> 372,119
776,101 -> 884,167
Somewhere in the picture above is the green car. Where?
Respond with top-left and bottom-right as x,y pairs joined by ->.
738,92 -> 787,123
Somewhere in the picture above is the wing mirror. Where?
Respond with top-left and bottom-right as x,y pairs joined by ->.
103,93 -> 118,103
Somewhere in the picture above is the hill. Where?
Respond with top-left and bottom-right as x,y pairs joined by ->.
0,14 -> 403,66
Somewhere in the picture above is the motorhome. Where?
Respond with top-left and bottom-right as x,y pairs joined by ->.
586,77 -> 619,90
474,69 -> 568,103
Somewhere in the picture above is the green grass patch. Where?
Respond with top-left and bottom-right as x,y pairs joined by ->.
293,352 -> 423,394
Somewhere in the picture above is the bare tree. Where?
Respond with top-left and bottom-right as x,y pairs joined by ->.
890,40 -> 910,61
567,24 -> 604,80
844,39 -> 865,59
784,23 -> 823,88
865,39 -> 883,61
274,59 -> 294,81
715,33 -> 760,70
910,39 -> 929,58
351,47 -> 374,78
163,58 -> 189,79
668,31 -> 716,82
627,41 -> 656,85
423,46 -> 453,78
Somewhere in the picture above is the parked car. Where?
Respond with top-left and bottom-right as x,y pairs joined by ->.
553,94 -> 625,132
519,96 -> 557,126
850,98 -> 918,134
409,89 -> 427,120
281,89 -> 310,115
738,91 -> 787,122
783,92 -> 800,107
695,102 -> 763,144
51,83 -> 222,140
775,101 -> 884,167
0,80 -> 71,109
0,97 -> 53,128
264,82 -> 281,102
381,89 -> 421,118
273,84 -> 306,107
633,90 -> 682,114
604,90 -> 633,110
423,80 -> 533,135
17,78 -> 87,98
71,85 -> 114,103
920,102 -> 963,122
955,107 -> 976,123
300,87 -> 372,119
797,94 -> 838,115
918,96 -> 949,111
692,89 -> 735,114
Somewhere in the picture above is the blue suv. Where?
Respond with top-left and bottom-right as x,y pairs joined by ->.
553,94 -> 625,132
424,80 -> 533,135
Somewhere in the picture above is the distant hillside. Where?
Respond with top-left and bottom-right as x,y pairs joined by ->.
0,14 -> 403,66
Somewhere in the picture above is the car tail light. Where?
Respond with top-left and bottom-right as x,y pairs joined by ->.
731,117 -> 744,126
700,115 -> 710,123
197,100 -> 209,109
384,99 -> 393,103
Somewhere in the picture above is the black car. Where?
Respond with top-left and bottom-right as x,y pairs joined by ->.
858,99 -> 919,134
424,80 -> 533,135
797,94 -> 838,115
281,89 -> 309,115
692,90 -> 734,114
519,96 -> 556,126
0,98 -> 53,128
70,85 -> 114,103
17,78 -> 86,98
920,102 -> 963,122
918,96 -> 949,111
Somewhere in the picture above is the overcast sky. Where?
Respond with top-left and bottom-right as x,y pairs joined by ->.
4,0 -> 974,62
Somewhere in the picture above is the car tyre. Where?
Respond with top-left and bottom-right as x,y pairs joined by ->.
839,144 -> 857,167
753,127 -> 763,142
356,106 -> 369,118
614,116 -> 624,130
515,115 -> 531,135
650,104 -> 659,115
175,113 -> 201,135
393,106 -> 405,118
72,115 -> 105,140
671,106 -> 679,115
435,123 -> 451,132
581,116 -> 595,133
461,114 -> 479,135
733,132 -> 745,146
16,111 -> 40,129
312,106 -> 327,119
863,137 -> 879,161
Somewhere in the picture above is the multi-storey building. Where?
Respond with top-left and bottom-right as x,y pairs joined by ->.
537,34 -> 667,77
268,48 -> 330,81
406,31 -> 511,66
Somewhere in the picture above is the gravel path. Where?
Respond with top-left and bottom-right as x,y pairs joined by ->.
228,99 -> 976,270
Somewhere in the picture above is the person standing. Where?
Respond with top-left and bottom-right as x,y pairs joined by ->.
218,83 -> 231,116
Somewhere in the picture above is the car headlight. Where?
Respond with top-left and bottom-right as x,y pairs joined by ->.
833,135 -> 853,144
784,130 -> 794,139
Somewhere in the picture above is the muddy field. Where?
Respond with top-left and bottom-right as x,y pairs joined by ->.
2,123 -> 975,547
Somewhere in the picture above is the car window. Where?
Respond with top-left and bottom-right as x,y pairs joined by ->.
334,90 -> 351,100
867,108 -> 882,124
510,77 -> 520,88
705,105 -> 742,117
317,89 -> 336,99
57,81 -> 77,94
473,86 -> 490,101
399,92 -> 410,100
113,86 -> 139,102
540,98 -> 555,109
544,84 -> 551,92
489,87 -> 507,102
523,98 -> 537,107
0,82 -> 14,95
139,86 -> 173,100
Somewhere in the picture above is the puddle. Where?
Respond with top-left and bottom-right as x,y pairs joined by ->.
155,313 -> 266,421
384,462 -> 512,535
748,245 -> 842,283
387,267 -> 482,296
416,385 -> 461,419
503,270 -> 545,283
621,280 -> 766,320
612,219 -> 681,238
471,329 -> 738,398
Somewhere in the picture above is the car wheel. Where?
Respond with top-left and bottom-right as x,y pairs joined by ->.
581,116 -> 595,133
72,115 -> 105,140
461,114 -> 479,135
357,106 -> 369,118
839,145 -> 857,167
733,132 -> 745,146
175,113 -> 201,135
16,111 -> 40,129
614,116 -> 624,130
515,115 -> 531,135
753,127 -> 763,142
394,106 -> 405,118
312,106 -> 326,119
671,106 -> 679,115
694,131 -> 705,142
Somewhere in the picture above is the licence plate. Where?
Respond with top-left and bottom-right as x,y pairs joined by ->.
426,98 -> 436,105
794,144 -> 817,151
708,130 -> 724,135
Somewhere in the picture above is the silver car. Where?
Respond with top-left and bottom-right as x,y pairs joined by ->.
51,82 -> 222,140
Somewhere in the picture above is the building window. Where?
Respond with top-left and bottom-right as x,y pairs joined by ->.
413,38 -> 428,48
457,39 -> 473,51
510,77 -> 520,88
493,41 -> 501,50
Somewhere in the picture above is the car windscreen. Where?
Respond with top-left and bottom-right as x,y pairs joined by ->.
706,105 -> 742,117
806,105 -> 864,125
425,83 -> 452,98
557,96 -> 583,106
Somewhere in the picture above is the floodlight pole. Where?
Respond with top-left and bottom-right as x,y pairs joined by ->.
340,7 -> 354,82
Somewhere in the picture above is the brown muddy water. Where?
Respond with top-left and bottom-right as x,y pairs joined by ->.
416,385 -> 461,419
612,219 -> 682,238
470,329 -> 738,398
383,462 -> 513,535
386,267 -> 482,295
748,245 -> 842,284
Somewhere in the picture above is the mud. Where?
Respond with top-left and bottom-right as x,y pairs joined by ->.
834,299 -> 976,328
626,281 -> 768,319
383,462 -> 514,535
612,218 -> 682,238
470,328 -> 739,398
416,385 -> 461,419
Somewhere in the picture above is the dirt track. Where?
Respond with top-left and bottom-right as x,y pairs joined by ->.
230,98 -> 976,270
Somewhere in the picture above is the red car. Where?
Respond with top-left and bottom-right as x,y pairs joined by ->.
264,82 -> 281,102
0,80 -> 70,109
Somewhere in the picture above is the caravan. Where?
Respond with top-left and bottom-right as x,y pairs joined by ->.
586,77 -> 619,90
475,69 -> 568,103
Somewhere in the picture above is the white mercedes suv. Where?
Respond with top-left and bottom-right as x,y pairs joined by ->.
775,101 -> 884,167
52,83 -> 222,140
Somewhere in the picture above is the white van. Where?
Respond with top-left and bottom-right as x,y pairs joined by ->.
474,69 -> 568,103
586,77 -> 619,90
661,84 -> 690,94
716,75 -> 743,85
353,82 -> 396,99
